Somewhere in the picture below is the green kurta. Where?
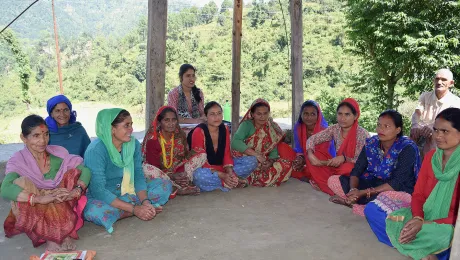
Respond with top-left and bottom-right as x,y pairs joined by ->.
231,120 -> 279,159
0,154 -> 91,201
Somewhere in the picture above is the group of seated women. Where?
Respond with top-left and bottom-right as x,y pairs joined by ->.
1,64 -> 459,259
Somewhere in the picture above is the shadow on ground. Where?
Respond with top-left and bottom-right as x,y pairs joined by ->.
0,179 -> 405,260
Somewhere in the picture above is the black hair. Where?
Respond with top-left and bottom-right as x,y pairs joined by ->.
204,101 -> 222,116
179,64 -> 202,104
250,102 -> 270,114
337,102 -> 357,116
21,115 -> 47,137
111,110 -> 131,126
157,107 -> 178,122
297,100 -> 319,123
436,107 -> 460,132
379,110 -> 404,137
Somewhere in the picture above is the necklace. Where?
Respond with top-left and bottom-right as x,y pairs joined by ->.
159,132 -> 174,169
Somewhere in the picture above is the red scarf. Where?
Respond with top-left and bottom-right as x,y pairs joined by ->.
141,106 -> 180,158
337,98 -> 360,158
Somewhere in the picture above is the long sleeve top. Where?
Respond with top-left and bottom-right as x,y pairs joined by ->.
231,120 -> 278,159
306,124 -> 369,163
0,154 -> 91,201
350,146 -> 417,194
411,150 -> 460,225
191,126 -> 233,172
167,86 -> 205,118
49,122 -> 91,158
84,139 -> 147,205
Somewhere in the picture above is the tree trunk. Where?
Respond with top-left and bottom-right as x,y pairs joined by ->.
386,74 -> 397,109
231,0 -> 243,137
290,0 -> 303,148
145,0 -> 168,130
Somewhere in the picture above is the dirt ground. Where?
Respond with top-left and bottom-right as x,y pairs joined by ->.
0,179 -> 406,260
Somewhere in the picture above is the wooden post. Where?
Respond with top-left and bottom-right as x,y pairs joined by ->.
51,0 -> 64,94
231,0 -> 243,136
146,0 -> 168,130
290,0 -> 303,145
450,205 -> 460,258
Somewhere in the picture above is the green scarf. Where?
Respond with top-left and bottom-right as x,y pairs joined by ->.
96,108 -> 135,195
423,146 -> 460,220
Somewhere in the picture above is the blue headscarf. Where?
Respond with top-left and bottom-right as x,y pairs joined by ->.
45,95 -> 77,133
293,100 -> 336,157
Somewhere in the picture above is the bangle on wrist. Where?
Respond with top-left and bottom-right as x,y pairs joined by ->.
75,185 -> 84,193
349,188 -> 358,192
141,198 -> 151,205
132,205 -> 136,215
413,216 -> 424,223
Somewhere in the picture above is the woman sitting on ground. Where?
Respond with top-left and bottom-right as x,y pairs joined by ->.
45,95 -> 91,157
189,101 -> 259,191
167,64 -> 206,124
327,110 -> 421,216
142,106 -> 201,196
1,115 -> 91,251
83,108 -> 172,233
306,98 -> 369,195
291,100 -> 336,181
365,107 -> 460,260
231,98 -> 293,187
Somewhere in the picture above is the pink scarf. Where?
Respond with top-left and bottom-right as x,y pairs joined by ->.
5,145 -> 83,189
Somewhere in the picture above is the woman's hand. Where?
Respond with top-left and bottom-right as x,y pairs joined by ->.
261,159 -> 274,171
293,155 -> 305,171
399,218 -> 423,244
50,188 -> 70,202
346,189 -> 364,203
64,188 -> 82,201
218,171 -> 238,188
256,154 -> 266,164
36,194 -> 57,205
307,150 -> 322,166
327,155 -> 345,168
134,204 -> 156,221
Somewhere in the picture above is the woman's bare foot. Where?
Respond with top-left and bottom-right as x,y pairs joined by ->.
329,195 -> 352,208
45,241 -> 65,252
62,237 -> 76,251
309,180 -> 321,191
236,178 -> 249,188
154,206 -> 163,214
177,186 -> 200,196
421,255 -> 438,260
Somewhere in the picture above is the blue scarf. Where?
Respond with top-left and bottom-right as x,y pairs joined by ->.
45,95 -> 77,133
362,136 -> 421,180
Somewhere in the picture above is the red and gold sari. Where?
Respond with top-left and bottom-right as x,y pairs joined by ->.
4,169 -> 85,247
232,99 -> 293,187
142,106 -> 206,194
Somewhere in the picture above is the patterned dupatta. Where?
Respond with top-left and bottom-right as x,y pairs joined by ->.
177,85 -> 200,119
233,98 -> 284,157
